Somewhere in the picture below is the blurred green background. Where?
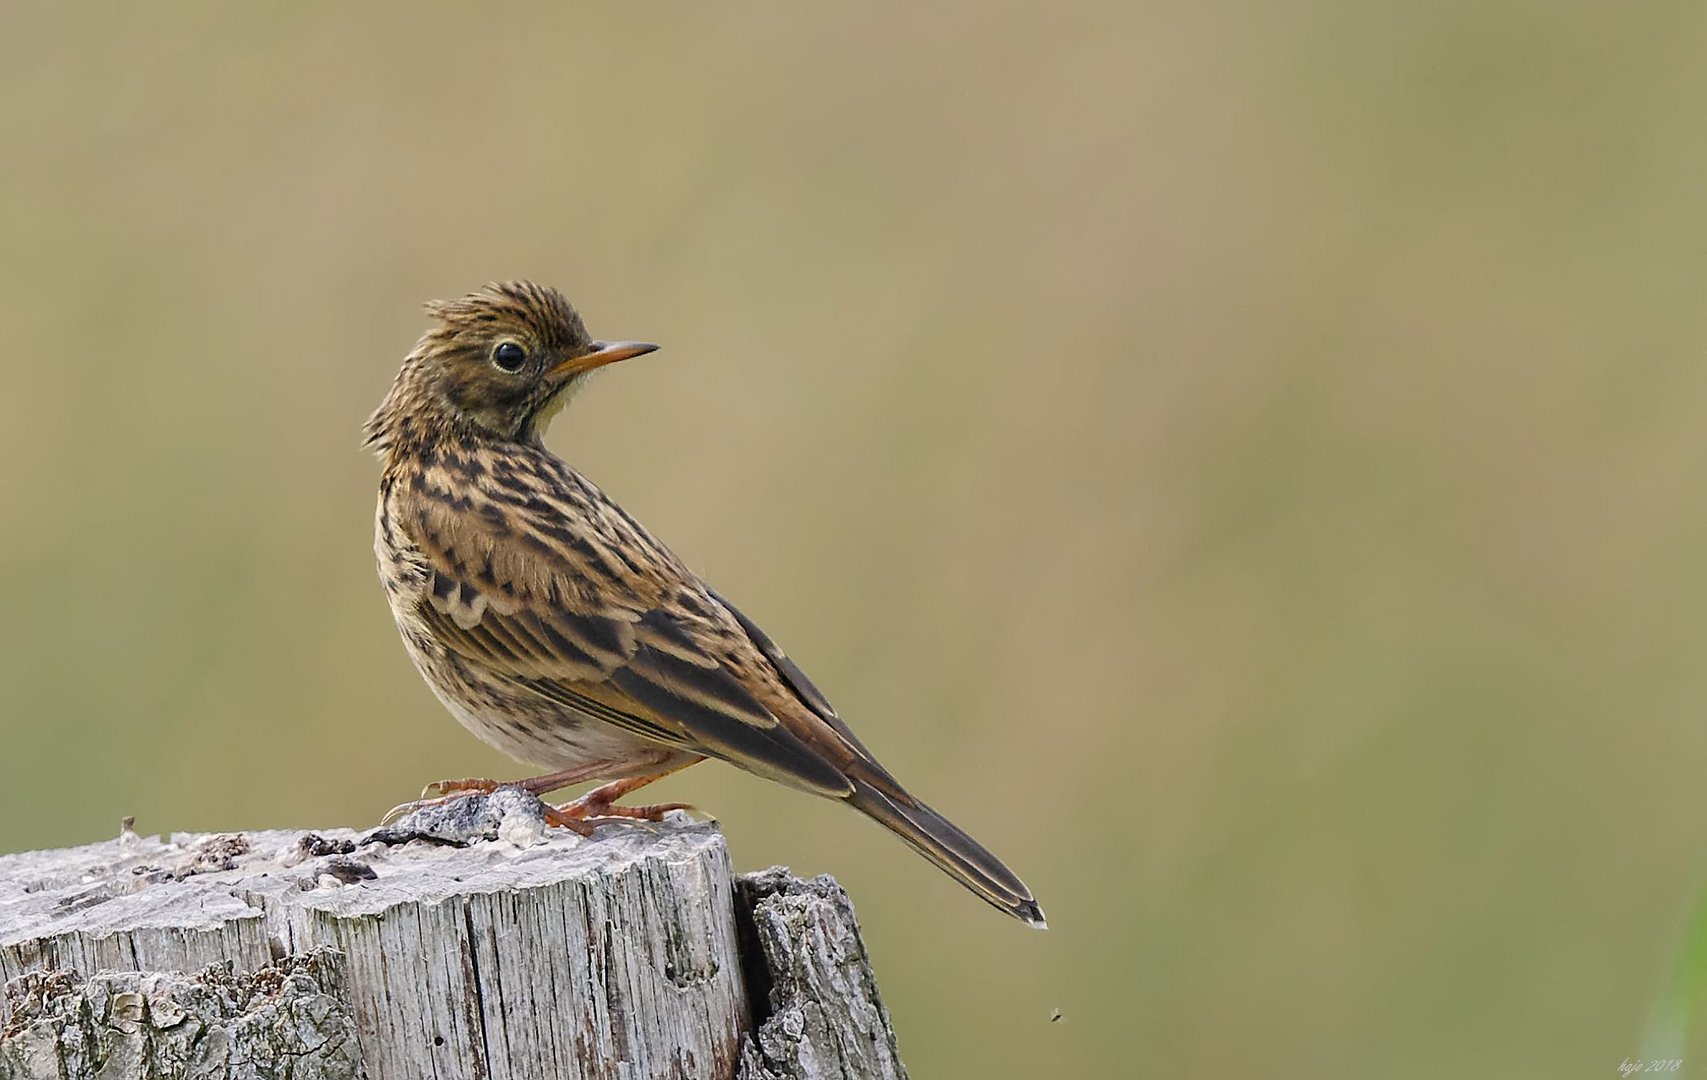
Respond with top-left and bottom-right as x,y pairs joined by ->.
3,3 -> 1706,1077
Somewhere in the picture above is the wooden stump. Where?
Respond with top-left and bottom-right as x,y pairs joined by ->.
0,792 -> 907,1080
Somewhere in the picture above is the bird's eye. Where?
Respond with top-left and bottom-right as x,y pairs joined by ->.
491,341 -> 527,372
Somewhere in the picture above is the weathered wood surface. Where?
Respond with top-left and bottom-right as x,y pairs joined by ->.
0,791 -> 907,1080
734,871 -> 906,1080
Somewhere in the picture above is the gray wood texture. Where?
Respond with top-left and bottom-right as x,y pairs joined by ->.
734,870 -> 907,1080
0,791 -> 907,1080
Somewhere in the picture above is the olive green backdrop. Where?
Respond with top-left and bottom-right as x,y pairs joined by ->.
4,4 -> 1706,1077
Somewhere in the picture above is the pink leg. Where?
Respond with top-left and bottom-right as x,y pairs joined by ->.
383,761 -> 626,826
555,758 -> 706,824
421,762 -> 620,800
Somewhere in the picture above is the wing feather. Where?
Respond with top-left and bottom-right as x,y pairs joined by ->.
397,477 -> 853,796
707,588 -> 880,764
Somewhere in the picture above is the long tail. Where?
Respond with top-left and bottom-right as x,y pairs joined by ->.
844,769 -> 1047,928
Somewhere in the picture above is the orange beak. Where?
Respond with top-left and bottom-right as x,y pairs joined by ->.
548,340 -> 659,380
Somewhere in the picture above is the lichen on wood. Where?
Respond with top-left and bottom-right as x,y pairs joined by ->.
0,953 -> 360,1080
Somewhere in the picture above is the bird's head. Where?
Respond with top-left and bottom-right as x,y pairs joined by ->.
365,281 -> 657,453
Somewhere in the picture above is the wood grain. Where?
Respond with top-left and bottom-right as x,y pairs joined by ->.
0,797 -> 905,1080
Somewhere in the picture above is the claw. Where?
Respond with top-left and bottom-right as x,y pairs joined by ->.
420,777 -> 500,800
389,758 -> 705,835
383,785 -> 492,825
546,761 -> 705,827
540,803 -> 599,836
380,799 -> 423,826
555,798 -> 699,825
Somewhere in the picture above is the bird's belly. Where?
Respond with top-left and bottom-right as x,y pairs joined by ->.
375,500 -> 685,779
399,628 -> 672,774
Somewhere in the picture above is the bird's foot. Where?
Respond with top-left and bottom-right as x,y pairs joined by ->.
418,776 -> 500,799
377,777 -> 511,825
422,766 -> 609,800
387,760 -> 703,832
553,775 -> 698,826
382,784 -> 606,834
555,798 -> 698,824
389,763 -> 636,825
369,785 -> 590,846
380,790 -> 475,826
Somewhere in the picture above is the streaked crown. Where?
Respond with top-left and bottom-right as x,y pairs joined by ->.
365,282 -> 656,454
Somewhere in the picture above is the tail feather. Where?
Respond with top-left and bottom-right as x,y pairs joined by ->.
846,774 -> 1047,928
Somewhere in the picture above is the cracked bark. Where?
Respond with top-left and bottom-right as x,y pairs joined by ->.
0,795 -> 906,1080
733,870 -> 907,1080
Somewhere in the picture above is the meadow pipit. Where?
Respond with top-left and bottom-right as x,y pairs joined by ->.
365,282 -> 1044,926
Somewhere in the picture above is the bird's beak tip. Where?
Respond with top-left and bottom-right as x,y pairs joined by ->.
594,340 -> 660,362
552,340 -> 660,379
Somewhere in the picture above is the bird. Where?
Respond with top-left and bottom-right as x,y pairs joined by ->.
364,281 -> 1045,927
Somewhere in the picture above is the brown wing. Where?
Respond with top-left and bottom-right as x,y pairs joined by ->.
705,587 -> 879,762
400,483 -> 854,796
706,588 -> 1044,924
